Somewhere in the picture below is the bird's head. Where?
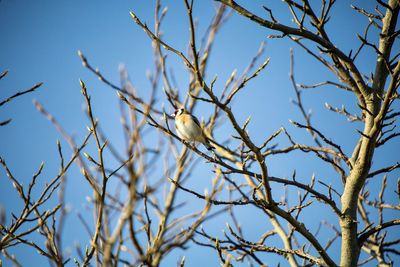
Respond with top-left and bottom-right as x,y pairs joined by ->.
171,108 -> 185,118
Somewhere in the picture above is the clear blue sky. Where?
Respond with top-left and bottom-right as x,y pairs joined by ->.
1,0 -> 399,266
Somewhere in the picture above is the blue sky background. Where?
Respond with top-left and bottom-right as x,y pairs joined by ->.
1,0 -> 399,266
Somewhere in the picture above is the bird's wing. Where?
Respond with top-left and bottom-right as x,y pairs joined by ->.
189,114 -> 201,128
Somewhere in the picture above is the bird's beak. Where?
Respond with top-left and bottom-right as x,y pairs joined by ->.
170,113 -> 176,118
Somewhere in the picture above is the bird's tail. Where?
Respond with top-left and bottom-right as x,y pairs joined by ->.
203,138 -> 215,151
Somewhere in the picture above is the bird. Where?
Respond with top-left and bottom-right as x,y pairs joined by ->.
171,108 -> 214,150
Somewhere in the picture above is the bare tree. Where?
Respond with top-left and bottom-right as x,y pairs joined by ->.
1,0 -> 399,266
0,70 -> 42,126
